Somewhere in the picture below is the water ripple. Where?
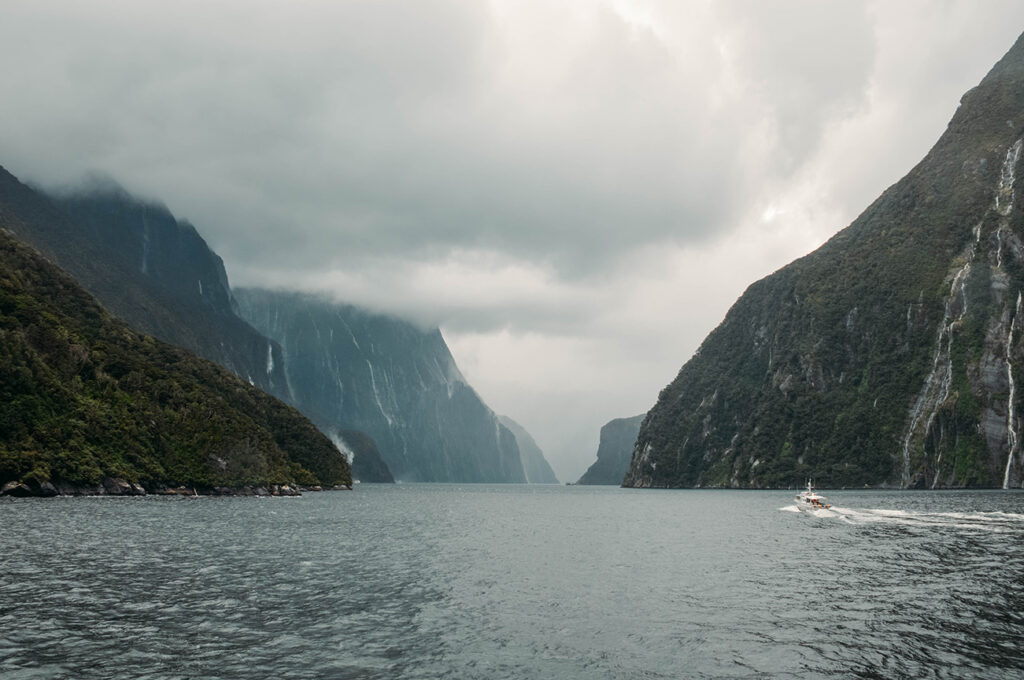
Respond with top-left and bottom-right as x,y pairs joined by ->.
1,487 -> 1023,678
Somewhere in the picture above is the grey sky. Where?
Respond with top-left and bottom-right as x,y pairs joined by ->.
3,1 -> 1024,480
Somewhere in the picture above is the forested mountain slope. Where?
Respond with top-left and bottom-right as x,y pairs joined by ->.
0,229 -> 350,494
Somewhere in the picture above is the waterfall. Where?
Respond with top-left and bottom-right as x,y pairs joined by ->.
996,140 -> 1023,488
366,360 -> 394,427
1005,292 -> 1022,488
902,138 -> 1024,487
901,242 -> 975,486
996,139 -> 1023,216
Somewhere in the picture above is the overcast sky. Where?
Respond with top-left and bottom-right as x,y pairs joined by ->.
3,1 -> 1024,481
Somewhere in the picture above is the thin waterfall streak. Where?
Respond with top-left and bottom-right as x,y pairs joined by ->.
902,139 -> 1022,487
366,360 -> 393,428
901,259 -> 973,486
1005,292 -> 1022,488
996,139 -> 1023,216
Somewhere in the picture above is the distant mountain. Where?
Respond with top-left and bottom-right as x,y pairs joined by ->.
625,32 -> 1024,489
576,415 -> 644,485
235,288 -> 526,483
0,228 -> 350,494
498,416 -> 559,483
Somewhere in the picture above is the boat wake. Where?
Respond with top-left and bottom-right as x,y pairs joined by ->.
779,504 -> 843,519
782,504 -> 1024,531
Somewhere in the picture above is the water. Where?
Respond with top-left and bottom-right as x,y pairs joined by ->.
2,486 -> 1023,679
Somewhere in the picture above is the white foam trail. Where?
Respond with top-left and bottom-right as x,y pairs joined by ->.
825,506 -> 1024,533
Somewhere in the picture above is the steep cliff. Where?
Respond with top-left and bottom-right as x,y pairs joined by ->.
498,416 -> 559,483
235,289 -> 526,482
0,170 -> 291,399
577,415 -> 644,485
0,228 -> 350,493
625,31 -> 1024,489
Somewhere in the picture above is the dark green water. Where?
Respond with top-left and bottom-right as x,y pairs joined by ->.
2,485 -> 1023,679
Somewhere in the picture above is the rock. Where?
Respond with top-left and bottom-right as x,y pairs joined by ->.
102,477 -> 134,495
34,481 -> 59,497
53,483 -> 97,495
1,481 -> 33,497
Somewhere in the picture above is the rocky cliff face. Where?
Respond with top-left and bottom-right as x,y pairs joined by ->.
625,32 -> 1024,490
0,170 -> 291,399
498,416 -> 559,484
577,415 -> 644,485
235,289 -> 526,483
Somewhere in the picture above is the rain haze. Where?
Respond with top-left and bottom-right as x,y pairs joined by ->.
3,0 -> 1024,481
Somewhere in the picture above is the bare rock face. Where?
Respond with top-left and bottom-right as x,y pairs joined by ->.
625,31 -> 1024,489
235,289 -> 526,483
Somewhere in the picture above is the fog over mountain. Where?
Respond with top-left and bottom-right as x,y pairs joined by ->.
2,1 -> 1024,479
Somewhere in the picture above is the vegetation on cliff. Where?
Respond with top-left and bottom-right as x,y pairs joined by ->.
0,229 -> 351,491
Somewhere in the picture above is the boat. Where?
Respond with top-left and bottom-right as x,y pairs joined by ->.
795,481 -> 831,513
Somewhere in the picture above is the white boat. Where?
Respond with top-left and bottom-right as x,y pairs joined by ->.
795,481 -> 831,513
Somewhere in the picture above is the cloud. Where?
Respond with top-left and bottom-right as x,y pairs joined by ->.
2,0 -> 1024,479
0,0 -> 879,278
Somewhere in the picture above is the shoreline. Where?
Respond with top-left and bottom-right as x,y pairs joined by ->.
0,478 -> 352,498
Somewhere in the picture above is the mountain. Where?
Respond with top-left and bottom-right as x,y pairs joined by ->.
235,288 -> 527,483
576,414 -> 644,485
625,32 -> 1024,490
498,416 -> 559,483
0,169 -> 291,399
0,170 -> 395,483
0,228 -> 350,494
